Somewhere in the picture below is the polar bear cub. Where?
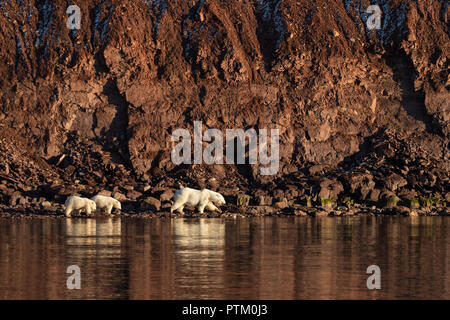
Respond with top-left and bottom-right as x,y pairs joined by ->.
65,196 -> 97,217
91,195 -> 122,215
170,187 -> 226,214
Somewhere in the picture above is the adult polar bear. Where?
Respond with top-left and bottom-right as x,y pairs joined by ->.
65,196 -> 97,217
171,187 -> 226,214
91,195 -> 121,214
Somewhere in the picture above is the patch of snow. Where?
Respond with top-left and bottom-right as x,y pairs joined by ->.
34,0 -> 53,57
344,0 -> 411,44
101,5 -> 115,40
256,0 -> 287,50
305,7 -> 317,25
336,12 -> 350,40
181,0 -> 208,59
92,1 -> 115,46
438,0 -> 448,22
143,0 -> 169,39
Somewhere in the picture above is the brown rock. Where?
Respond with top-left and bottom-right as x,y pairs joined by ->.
317,178 -> 343,201
274,201 -> 288,209
112,192 -> 127,202
368,189 -> 381,202
379,190 -> 400,208
409,210 -> 419,217
394,206 -> 411,216
294,209 -> 307,216
384,173 -> 408,191
136,185 -> 151,193
141,197 -> 161,212
0,185 -> 13,197
126,190 -> 143,200
41,201 -> 52,209
206,178 -> 219,190
124,185 -> 135,192
315,210 -> 329,217
159,190 -> 174,202
18,196 -> 29,206
346,173 -> 375,200
257,196 -> 273,206
9,191 -> 22,206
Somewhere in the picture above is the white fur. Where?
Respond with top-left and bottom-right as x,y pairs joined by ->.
65,196 -> 97,217
91,195 -> 122,215
170,187 -> 226,214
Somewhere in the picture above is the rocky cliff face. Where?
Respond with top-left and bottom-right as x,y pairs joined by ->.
0,0 -> 448,214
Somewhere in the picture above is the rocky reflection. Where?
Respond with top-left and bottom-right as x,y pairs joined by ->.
0,219 -> 66,299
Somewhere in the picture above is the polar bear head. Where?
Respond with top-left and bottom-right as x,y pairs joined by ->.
113,199 -> 122,210
88,200 -> 97,211
209,191 -> 226,206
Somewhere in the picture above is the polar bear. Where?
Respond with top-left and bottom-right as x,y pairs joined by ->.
91,195 -> 121,215
65,196 -> 97,217
170,187 -> 226,214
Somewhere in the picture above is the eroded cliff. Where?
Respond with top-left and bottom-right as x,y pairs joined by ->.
0,0 -> 448,215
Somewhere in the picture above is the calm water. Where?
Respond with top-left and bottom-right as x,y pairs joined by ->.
0,216 -> 449,300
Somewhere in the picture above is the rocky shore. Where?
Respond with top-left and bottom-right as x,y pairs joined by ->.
1,129 -> 448,218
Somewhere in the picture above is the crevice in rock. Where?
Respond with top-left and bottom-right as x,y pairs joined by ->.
101,78 -> 132,168
228,136 -> 255,183
144,0 -> 168,41
34,0 -> 53,73
94,48 -> 110,73
199,85 -> 206,106
253,0 -> 287,72
383,49 -> 437,135
154,49 -> 166,79
181,1 -> 206,79
439,0 -> 448,22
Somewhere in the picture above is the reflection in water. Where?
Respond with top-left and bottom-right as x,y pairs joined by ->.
64,218 -> 124,299
0,216 -> 449,299
172,219 -> 225,298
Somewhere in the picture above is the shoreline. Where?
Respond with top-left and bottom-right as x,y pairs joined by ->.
1,151 -> 449,219
1,201 -> 448,218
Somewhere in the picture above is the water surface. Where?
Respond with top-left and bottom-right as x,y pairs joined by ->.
0,216 -> 449,299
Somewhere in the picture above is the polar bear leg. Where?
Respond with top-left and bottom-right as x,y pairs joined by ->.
176,205 -> 185,214
197,190 -> 212,214
198,203 -> 207,214
65,206 -> 72,217
106,204 -> 113,215
198,199 -> 209,214
85,205 -> 92,216
171,198 -> 185,214
205,202 -> 221,213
